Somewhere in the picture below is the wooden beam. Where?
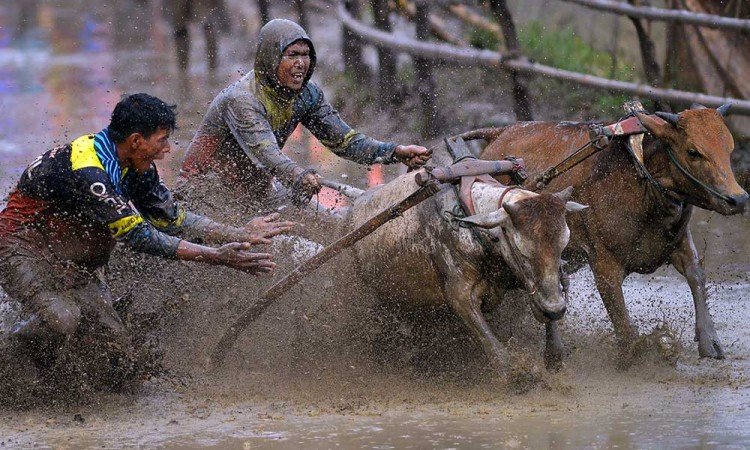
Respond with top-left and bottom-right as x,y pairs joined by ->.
562,0 -> 750,31
337,3 -> 750,114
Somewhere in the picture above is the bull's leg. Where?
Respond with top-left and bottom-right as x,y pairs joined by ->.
670,229 -> 723,359
544,322 -> 564,372
443,279 -> 509,375
590,252 -> 637,366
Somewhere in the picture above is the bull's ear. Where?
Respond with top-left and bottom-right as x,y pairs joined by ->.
553,186 -> 574,202
565,201 -> 588,213
636,112 -> 678,140
458,209 -> 508,229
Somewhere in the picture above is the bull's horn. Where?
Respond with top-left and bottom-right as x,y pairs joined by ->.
717,103 -> 731,116
458,209 -> 507,229
690,103 -> 707,110
655,111 -> 680,125
565,201 -> 588,213
553,186 -> 574,202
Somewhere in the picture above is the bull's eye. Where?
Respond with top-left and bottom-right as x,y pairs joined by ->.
687,148 -> 701,159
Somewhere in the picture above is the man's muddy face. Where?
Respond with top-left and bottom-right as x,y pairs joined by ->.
131,128 -> 171,174
276,40 -> 310,91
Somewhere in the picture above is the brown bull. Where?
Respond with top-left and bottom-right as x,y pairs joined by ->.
464,106 -> 748,363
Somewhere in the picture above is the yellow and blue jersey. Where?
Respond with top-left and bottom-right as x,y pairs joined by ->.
2,129 -> 185,258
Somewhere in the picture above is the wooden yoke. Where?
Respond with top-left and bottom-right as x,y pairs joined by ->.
419,136 -> 526,215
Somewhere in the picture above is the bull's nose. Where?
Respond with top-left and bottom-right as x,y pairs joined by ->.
731,192 -> 749,212
543,305 -> 566,321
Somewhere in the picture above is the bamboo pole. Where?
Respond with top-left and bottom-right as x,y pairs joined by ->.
393,0 -> 467,46
562,0 -> 750,31
448,4 -> 502,38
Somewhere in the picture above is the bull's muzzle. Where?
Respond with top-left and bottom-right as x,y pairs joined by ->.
713,190 -> 749,215
728,192 -> 749,213
543,305 -> 566,321
531,295 -> 567,323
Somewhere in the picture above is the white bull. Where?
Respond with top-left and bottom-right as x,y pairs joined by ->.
349,165 -> 586,375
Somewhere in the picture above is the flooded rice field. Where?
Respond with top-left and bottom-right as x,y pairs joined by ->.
1,1 -> 750,448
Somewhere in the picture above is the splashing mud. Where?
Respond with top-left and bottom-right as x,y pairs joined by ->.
1,0 -> 750,447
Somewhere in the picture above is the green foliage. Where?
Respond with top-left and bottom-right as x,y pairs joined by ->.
516,21 -> 642,116
468,26 -> 501,50
519,21 -> 634,80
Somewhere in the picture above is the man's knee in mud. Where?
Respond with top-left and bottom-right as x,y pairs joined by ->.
38,293 -> 82,337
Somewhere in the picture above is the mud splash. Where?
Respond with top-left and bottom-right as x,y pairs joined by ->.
2,0 -> 750,447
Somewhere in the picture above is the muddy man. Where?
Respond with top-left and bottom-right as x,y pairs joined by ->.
0,93 -> 294,388
179,19 -> 432,210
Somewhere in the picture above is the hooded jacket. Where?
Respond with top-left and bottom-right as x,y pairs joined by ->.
181,19 -> 397,197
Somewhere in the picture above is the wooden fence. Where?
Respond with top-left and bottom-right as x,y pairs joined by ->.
336,0 -> 750,135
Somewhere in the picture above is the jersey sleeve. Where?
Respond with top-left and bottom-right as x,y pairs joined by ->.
74,166 -> 182,258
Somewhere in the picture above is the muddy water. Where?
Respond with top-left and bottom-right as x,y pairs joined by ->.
2,1 -> 750,448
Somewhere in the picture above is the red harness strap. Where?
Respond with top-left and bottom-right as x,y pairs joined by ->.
596,115 -> 654,138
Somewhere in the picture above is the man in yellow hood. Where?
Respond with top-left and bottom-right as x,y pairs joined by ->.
180,19 -> 431,208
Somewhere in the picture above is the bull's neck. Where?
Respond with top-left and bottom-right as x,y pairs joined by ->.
642,138 -> 685,206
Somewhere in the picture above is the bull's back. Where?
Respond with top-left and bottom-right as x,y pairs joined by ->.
478,122 -> 594,191
476,122 -> 599,266
350,172 -> 449,306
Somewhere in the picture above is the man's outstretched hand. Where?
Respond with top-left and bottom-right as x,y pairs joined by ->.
215,242 -> 276,275
243,213 -> 295,245
394,145 -> 432,169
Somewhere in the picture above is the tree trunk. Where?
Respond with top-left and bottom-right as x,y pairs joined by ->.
413,1 -> 441,138
341,0 -> 370,82
293,0 -> 308,31
257,0 -> 271,26
371,0 -> 399,107
626,0 -> 669,111
488,0 -> 533,121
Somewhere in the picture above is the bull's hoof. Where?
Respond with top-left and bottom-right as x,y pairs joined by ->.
698,336 -> 725,360
624,324 -> 682,367
649,324 -> 681,365
507,363 -> 545,394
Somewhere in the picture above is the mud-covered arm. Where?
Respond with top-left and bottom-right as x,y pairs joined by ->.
117,215 -> 275,275
129,167 -> 293,245
118,168 -> 276,273
302,86 -> 397,165
222,94 -> 302,185
175,212 -> 259,244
